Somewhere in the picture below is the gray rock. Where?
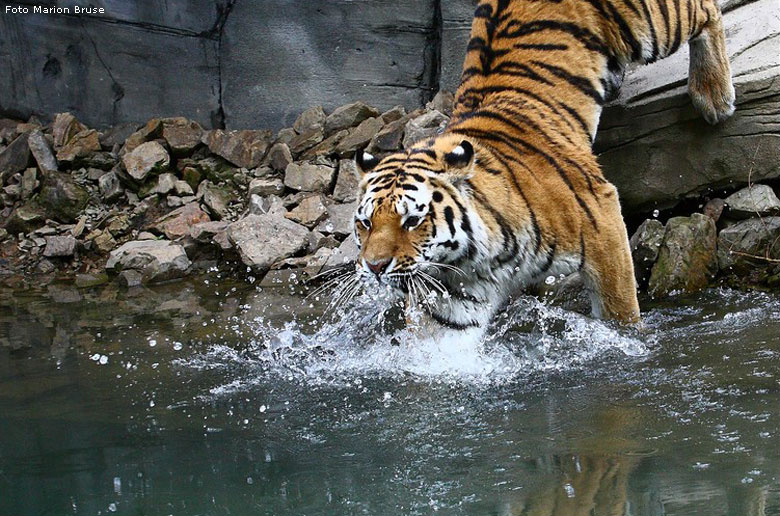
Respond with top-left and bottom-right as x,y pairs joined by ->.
122,119 -> 163,155
161,117 -> 204,157
300,130 -> 349,160
43,235 -> 77,258
92,231 -> 118,254
202,129 -> 273,169
648,214 -> 718,297
174,180 -> 194,196
0,133 -> 31,184
724,184 -> 780,219
426,90 -> 455,116
51,113 -> 87,149
190,221 -> 231,250
293,106 -> 327,134
56,129 -> 101,163
99,122 -> 140,149
324,235 -> 359,269
122,141 -> 170,182
325,102 -> 381,135
284,162 -> 336,192
150,173 -> 179,196
379,106 -> 407,124
249,177 -> 285,197
106,240 -> 191,283
285,195 -> 328,229
263,142 -> 293,171
227,214 -> 310,273
335,117 -> 385,156
595,0 -> 780,212
275,128 -> 297,145
4,202 -> 47,234
247,194 -> 286,217
317,201 -> 357,238
403,110 -> 449,148
629,219 -> 665,285
332,159 -> 360,202
717,216 -> 780,274
98,170 -> 124,202
153,202 -> 211,240
199,182 -> 232,220
37,171 -> 89,223
81,152 -> 118,171
21,168 -> 38,199
703,198 -> 726,222
27,129 -> 58,172
289,128 -> 325,156
117,270 -> 144,288
368,117 -> 407,152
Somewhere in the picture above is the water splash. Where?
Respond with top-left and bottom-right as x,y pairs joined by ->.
177,290 -> 649,390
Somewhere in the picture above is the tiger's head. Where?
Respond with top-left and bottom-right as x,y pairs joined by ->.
352,134 -> 481,290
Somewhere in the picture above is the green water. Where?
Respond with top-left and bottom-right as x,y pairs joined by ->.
0,276 -> 778,515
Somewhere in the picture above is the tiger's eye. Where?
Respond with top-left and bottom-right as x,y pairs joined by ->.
403,216 -> 421,230
357,218 -> 371,230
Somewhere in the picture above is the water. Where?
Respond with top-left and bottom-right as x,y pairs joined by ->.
0,275 -> 778,515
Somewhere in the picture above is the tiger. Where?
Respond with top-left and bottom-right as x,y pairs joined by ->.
350,0 -> 735,332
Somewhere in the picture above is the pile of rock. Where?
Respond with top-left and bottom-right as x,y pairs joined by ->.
0,93 -> 455,286
630,183 -> 780,296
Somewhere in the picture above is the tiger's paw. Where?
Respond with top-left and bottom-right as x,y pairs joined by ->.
689,78 -> 736,125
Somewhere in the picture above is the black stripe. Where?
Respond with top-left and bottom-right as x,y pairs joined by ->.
468,185 -> 518,264
514,43 -> 569,51
428,310 -> 480,330
578,233 -> 587,270
669,0 -> 683,54
498,20 -> 610,56
537,240 -> 558,276
531,61 -> 605,104
603,0 -> 643,60
557,101 -> 593,143
443,206 -> 457,236
655,0 -> 671,54
636,0 -> 659,61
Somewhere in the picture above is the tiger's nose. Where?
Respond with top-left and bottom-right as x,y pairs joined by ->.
366,258 -> 391,276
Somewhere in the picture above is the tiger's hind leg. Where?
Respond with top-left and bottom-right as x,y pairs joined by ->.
688,3 -> 736,124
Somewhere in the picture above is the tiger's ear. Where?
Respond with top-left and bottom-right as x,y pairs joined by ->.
443,141 -> 475,182
355,149 -> 380,176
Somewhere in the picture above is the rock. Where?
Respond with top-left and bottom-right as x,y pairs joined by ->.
379,106 -> 407,124
137,231 -> 157,240
648,214 -> 718,297
275,128 -> 297,145
285,195 -> 328,228
80,152 -> 117,170
98,170 -> 124,202
74,272 -> 110,288
594,0 -> 780,212
87,167 -> 107,181
335,117 -> 384,156
629,219 -> 665,285
181,166 -> 202,190
51,113 -> 87,148
323,235 -> 359,269
703,198 -> 726,222
190,220 -> 231,248
0,228 -> 7,241
300,130 -> 349,160
37,171 -> 89,223
368,117 -> 407,152
122,119 -> 163,154
141,172 -> 178,197
289,128 -> 325,156
332,160 -> 360,202
183,156 -> 237,183
293,106 -> 326,134
316,201 -> 357,238
72,216 -> 87,238
106,240 -> 191,283
161,117 -> 204,156
263,142 -> 293,171
107,214 -> 132,237
43,235 -> 77,258
284,162 -> 336,193
93,231 -> 118,254
247,194 -> 286,217
199,182 -> 232,220
717,216 -> 780,275
202,129 -> 273,168
324,102 -> 381,135
249,177 -> 285,197
724,184 -> 780,219
56,129 -> 101,163
27,129 -> 58,172
153,202 -> 211,240
226,213 -> 310,273
403,110 -> 448,148
426,90 -> 455,116
0,133 -> 31,184
35,259 -> 57,275
122,141 -> 170,181
99,122 -> 140,149
4,202 -> 46,234
117,270 -> 144,288
21,168 -> 38,199
174,180 -> 194,196
3,183 -> 21,201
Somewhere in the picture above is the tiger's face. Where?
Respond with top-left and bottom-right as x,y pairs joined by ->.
352,135 -> 479,290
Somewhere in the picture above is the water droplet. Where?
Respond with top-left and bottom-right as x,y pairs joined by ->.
544,275 -> 556,285
259,405 -> 267,413
148,339 -> 157,347
173,342 -> 183,351
246,476 -> 254,485
652,209 -> 660,218
108,502 -> 117,512
563,482 -> 575,498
